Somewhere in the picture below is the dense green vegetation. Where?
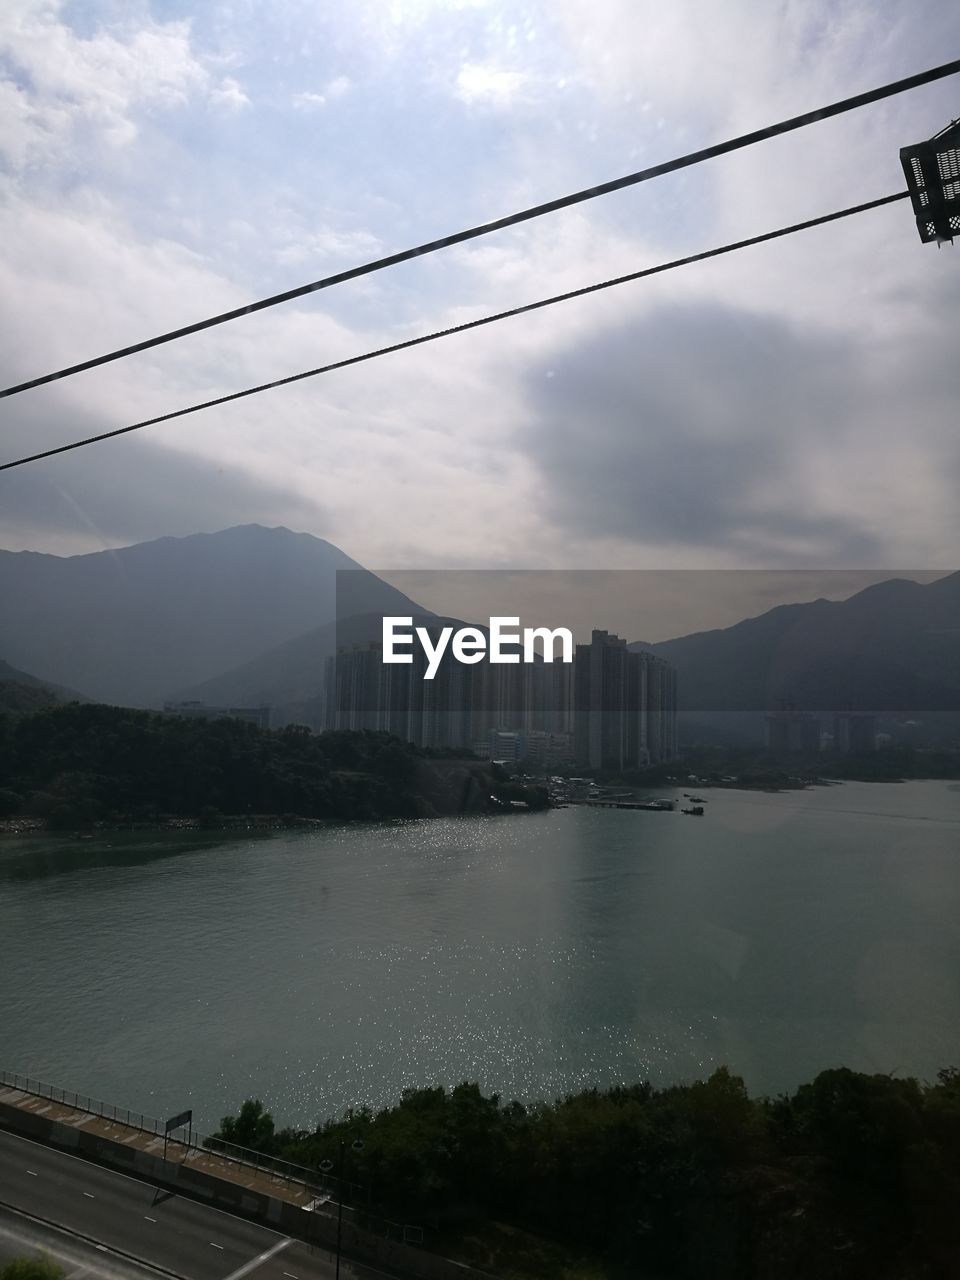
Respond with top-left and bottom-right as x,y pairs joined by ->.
0,702 -> 543,827
213,1067 -> 960,1280
0,679 -> 64,715
0,1262 -> 64,1280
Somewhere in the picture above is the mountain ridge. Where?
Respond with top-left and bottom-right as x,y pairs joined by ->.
0,524 -> 425,706
630,571 -> 960,720
0,657 -> 89,713
4,525 -> 956,739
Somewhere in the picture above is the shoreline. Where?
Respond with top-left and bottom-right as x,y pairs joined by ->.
6,775 -> 958,839
0,802 -> 546,839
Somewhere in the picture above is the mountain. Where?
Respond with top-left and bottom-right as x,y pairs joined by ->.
632,571 -> 960,728
0,658 -> 88,713
175,611 -> 466,728
0,525 -> 425,706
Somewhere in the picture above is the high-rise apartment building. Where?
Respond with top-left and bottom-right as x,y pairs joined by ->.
832,711 -> 876,754
327,626 -> 676,764
573,630 -> 677,770
764,705 -> 821,753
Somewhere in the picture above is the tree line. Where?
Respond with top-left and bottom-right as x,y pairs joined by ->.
0,702 -> 491,826
213,1066 -> 960,1280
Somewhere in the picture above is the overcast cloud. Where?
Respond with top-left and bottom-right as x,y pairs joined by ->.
1,0 -> 958,573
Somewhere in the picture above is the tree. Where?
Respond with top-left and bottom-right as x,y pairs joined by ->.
214,1098 -> 276,1153
0,1259 -> 66,1280
0,787 -> 23,816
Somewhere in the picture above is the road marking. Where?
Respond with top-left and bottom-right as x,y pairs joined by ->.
210,1241 -> 224,1249
283,1272 -> 299,1278
2,1129 -> 292,1238
144,1215 -> 157,1222
26,1170 -> 37,1176
219,1237 -> 292,1280
82,1191 -> 95,1198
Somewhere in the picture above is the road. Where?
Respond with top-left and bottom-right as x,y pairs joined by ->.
0,1130 -> 394,1280
1,1204 -> 173,1278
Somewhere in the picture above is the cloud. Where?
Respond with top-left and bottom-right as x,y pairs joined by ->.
272,226 -> 382,267
519,299 -> 957,564
0,187 -> 335,549
0,1 -> 211,163
0,0 -> 957,574
292,75 -> 351,110
325,74 -> 351,99
0,166 -> 533,565
0,391 -> 329,552
455,63 -> 530,108
293,90 -> 327,110
209,76 -> 251,113
551,0 -> 882,121
0,1 -> 259,170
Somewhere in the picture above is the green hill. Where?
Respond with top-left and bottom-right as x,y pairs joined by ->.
0,702 -> 536,828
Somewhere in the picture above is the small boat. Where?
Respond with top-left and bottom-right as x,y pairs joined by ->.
681,805 -> 704,816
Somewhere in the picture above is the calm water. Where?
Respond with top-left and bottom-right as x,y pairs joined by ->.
1,780 -> 959,1131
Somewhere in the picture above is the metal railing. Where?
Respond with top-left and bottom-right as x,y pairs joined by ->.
0,1067 -> 332,1196
0,1069 -> 166,1134
200,1133 -> 333,1196
0,1067 -> 428,1247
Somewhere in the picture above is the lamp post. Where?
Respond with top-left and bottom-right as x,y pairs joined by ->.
319,1137 -> 364,1280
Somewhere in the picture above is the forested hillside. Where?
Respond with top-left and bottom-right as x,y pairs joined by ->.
0,703 -> 538,826
215,1066 -> 960,1280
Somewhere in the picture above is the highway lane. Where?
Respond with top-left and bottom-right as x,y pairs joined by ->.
0,1130 -> 400,1280
0,1203 -> 172,1278
0,1128 -> 283,1278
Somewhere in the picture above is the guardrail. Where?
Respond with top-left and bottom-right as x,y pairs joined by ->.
200,1134 -> 334,1197
0,1069 -> 166,1134
0,1067 -> 340,1198
1,1066 -> 434,1256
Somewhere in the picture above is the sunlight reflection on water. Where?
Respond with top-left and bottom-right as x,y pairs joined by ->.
1,780 -> 958,1128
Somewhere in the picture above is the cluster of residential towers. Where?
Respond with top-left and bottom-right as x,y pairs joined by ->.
325,626 -> 678,769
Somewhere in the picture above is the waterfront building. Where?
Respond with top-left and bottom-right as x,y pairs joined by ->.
524,729 -> 575,766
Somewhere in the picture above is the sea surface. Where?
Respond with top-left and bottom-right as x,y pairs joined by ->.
1,780 -> 958,1133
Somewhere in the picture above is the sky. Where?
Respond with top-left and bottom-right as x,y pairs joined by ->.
1,0 -> 959,580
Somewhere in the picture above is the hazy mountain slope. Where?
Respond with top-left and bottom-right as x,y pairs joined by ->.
185,571 -> 960,733
0,658 -> 88,713
175,611 -> 464,728
0,657 -> 85,697
0,525 -> 424,706
0,681 -> 62,714
633,571 -> 960,714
